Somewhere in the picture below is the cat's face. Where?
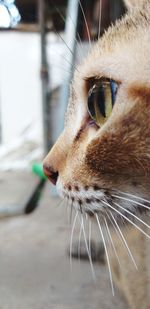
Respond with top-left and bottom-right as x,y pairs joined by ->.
43,0 -> 150,221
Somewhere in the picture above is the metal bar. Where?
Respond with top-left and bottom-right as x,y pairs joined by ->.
38,0 -> 51,155
55,0 -> 79,139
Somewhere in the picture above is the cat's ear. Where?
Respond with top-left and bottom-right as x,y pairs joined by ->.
124,0 -> 146,10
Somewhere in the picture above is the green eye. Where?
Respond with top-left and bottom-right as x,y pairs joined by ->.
87,79 -> 118,127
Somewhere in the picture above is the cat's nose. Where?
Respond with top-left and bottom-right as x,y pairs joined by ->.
43,163 -> 58,185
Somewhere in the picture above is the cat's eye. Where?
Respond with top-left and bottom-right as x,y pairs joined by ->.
87,79 -> 118,127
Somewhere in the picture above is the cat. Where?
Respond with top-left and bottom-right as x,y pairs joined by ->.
43,0 -> 150,308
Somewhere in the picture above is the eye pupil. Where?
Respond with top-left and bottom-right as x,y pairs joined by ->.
98,84 -> 106,118
88,87 -> 96,120
87,79 -> 118,127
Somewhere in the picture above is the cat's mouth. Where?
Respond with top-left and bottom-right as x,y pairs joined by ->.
56,179 -> 150,228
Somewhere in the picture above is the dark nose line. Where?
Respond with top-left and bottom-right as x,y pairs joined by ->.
43,163 -> 58,185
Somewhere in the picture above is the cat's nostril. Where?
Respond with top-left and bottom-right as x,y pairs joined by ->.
43,163 -> 58,185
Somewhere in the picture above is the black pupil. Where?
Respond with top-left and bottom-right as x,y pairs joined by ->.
97,84 -> 106,117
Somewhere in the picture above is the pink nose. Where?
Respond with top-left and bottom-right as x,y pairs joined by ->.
43,163 -> 58,185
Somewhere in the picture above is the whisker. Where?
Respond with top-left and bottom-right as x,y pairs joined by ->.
69,18 -> 84,61
50,50 -> 79,74
106,210 -> 138,270
105,210 -> 130,255
54,28 -> 74,56
88,218 -> 92,254
80,215 -> 96,280
52,6 -> 78,44
63,11 -> 84,61
95,213 -> 114,296
66,197 -> 70,222
50,0 -> 84,60
56,197 -> 66,208
68,15 -> 83,47
78,218 -> 83,261
103,200 -> 150,240
112,194 -> 150,211
70,200 -> 73,224
78,0 -> 92,47
117,191 -> 150,205
114,202 -> 150,230
103,216 -> 121,268
70,211 -> 78,270
105,210 -> 127,250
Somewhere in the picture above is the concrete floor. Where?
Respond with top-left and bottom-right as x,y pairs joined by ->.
0,171 -> 40,217
0,182 -> 127,309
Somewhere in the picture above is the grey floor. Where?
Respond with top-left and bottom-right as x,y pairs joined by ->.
0,181 -> 127,309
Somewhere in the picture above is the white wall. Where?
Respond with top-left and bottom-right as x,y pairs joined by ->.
0,31 -> 66,146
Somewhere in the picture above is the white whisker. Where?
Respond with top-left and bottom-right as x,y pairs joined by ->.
69,200 -> 73,224
102,200 -> 150,240
95,213 -> 114,296
70,211 -> 78,270
114,202 -> 150,230
117,191 -> 150,204
56,197 -> 66,209
80,215 -> 96,280
66,197 -> 70,222
105,210 -> 127,248
112,194 -> 150,211
78,218 -> 82,261
107,210 -> 138,270
88,218 -> 92,254
103,216 -> 121,268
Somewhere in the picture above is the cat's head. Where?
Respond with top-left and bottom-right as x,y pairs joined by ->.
43,0 -> 150,221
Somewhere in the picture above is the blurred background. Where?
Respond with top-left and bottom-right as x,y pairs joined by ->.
0,1 -> 128,308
